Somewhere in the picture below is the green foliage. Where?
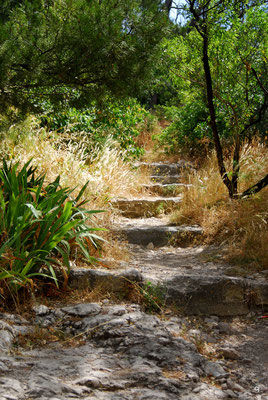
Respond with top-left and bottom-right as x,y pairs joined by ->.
140,281 -> 165,312
153,2 -> 267,153
0,159 -> 104,295
41,99 -> 152,158
157,103 -> 211,154
0,0 -> 168,112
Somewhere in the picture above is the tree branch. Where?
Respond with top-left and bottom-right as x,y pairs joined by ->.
241,174 -> 268,198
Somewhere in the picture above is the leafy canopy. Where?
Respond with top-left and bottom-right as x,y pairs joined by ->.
0,0 -> 168,112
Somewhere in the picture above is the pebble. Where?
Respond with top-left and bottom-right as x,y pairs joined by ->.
219,347 -> 240,360
61,303 -> 101,317
227,378 -> 244,392
203,361 -> 229,379
225,389 -> 238,398
33,304 -> 50,315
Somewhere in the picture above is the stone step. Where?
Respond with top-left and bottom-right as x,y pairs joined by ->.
162,275 -> 268,316
110,196 -> 182,218
68,267 -> 268,316
150,175 -> 182,184
69,267 -> 142,293
142,183 -> 192,196
113,223 -> 202,247
134,161 -> 194,176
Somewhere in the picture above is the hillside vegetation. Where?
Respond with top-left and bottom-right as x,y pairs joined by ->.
0,0 -> 267,302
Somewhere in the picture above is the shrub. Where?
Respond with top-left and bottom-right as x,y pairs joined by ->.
155,103 -> 233,157
170,141 -> 268,271
0,159 -> 104,296
40,98 -> 153,159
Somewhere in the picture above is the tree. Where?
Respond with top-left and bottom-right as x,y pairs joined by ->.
0,0 -> 168,112
167,0 -> 268,198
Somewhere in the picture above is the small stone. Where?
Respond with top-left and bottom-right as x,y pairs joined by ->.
62,303 -> 101,317
219,347 -> 240,360
203,361 -> 229,379
218,322 -> 234,335
251,384 -> 266,394
225,389 -> 238,398
53,309 -> 64,318
0,321 -> 14,333
37,317 -> 55,327
201,333 -> 218,343
242,358 -> 252,364
33,304 -> 50,315
147,242 -> 154,250
238,393 -> 254,400
107,306 -> 127,316
227,378 -> 244,392
189,329 -> 201,337
186,371 -> 199,382
76,376 -> 100,388
121,268 -> 143,283
0,330 -> 13,350
210,315 -> 220,321
0,361 -> 8,372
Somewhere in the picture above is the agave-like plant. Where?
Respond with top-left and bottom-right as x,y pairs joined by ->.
0,159 -> 104,294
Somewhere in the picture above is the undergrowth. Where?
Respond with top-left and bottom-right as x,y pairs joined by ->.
0,159 -> 105,301
0,116 -> 150,269
171,141 -> 268,271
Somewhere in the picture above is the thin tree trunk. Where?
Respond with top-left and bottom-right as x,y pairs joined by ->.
232,134 -> 240,197
202,27 -> 234,197
241,174 -> 268,198
165,0 -> 173,15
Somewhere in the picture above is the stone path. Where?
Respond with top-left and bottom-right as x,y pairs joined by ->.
0,161 -> 267,400
0,303 -> 267,400
110,162 -> 268,317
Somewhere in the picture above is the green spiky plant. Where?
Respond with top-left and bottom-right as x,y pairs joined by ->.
0,159 -> 104,296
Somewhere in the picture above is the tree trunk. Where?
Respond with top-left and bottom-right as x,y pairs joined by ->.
241,174 -> 268,198
231,134 -> 241,197
165,0 -> 172,15
202,27 -> 234,198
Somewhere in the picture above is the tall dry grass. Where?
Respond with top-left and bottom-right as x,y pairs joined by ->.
0,118 -> 149,262
1,118 -> 148,202
171,141 -> 268,271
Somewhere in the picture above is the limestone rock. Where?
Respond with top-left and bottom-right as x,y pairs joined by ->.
61,303 -> 101,317
219,347 -> 240,360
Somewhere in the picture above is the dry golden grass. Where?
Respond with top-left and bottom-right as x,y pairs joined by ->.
171,141 -> 268,271
1,122 -> 148,204
162,369 -> 187,381
0,118 -> 149,262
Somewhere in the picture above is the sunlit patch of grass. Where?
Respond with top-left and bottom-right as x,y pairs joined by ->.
171,141 -> 268,271
162,369 -> 187,381
0,119 -> 149,263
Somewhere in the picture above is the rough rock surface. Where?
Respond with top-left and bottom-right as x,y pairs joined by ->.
110,196 -> 182,218
0,304 -> 267,400
114,217 -> 202,246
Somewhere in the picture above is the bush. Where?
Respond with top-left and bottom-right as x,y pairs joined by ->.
170,142 -> 268,271
155,102 -> 231,157
40,98 -> 153,159
0,159 -> 104,296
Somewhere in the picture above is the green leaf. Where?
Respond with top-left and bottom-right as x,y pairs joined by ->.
25,203 -> 43,218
